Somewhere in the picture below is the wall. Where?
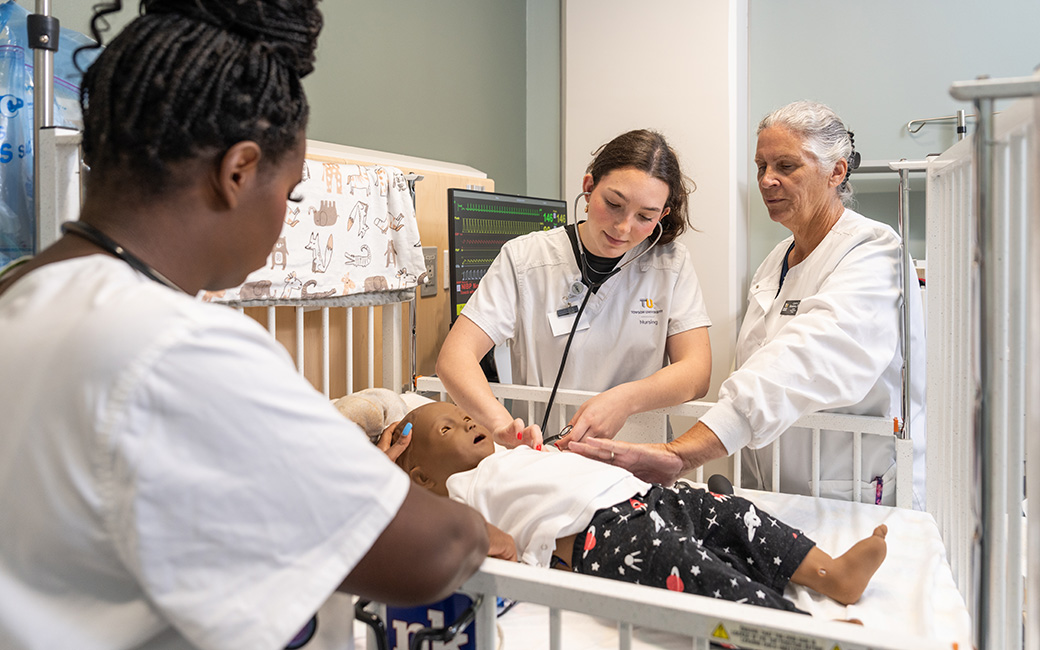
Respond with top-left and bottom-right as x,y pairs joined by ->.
305,2 -> 527,194
21,1 -> 533,195
563,0 -> 748,403
747,0 -> 1040,269
526,0 -> 562,200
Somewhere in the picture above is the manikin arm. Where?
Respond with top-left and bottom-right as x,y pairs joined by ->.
569,421 -> 728,485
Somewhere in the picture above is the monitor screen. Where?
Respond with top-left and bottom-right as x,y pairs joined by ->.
448,188 -> 567,320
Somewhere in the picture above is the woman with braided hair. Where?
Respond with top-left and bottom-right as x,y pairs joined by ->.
571,101 -> 927,511
0,2 -> 499,648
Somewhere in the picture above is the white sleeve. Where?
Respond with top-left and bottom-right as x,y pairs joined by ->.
666,246 -> 712,335
459,240 -> 520,346
105,316 -> 410,650
701,234 -> 901,453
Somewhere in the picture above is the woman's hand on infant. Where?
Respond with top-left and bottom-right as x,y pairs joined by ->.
568,438 -> 685,485
486,523 -> 518,562
376,421 -> 412,462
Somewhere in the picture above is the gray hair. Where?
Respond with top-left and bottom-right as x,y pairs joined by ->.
757,100 -> 857,205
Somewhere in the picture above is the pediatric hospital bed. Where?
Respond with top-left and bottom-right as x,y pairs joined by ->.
27,26 -> 1035,642
302,75 -> 1035,650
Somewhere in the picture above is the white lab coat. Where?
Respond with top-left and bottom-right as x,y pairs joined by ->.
462,226 -> 711,400
700,209 -> 926,508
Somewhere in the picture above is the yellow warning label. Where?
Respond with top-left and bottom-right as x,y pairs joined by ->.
832,645 -> 841,650
712,623 -> 730,640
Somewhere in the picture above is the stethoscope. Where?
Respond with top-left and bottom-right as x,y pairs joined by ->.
539,190 -> 663,439
61,221 -> 187,293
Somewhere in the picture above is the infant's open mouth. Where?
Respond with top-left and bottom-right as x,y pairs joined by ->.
473,434 -> 486,444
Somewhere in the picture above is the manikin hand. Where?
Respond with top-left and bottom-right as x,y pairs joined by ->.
567,438 -> 686,486
492,418 -> 543,450
486,523 -> 518,561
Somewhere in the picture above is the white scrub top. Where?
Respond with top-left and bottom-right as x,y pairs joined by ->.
699,209 -> 926,508
462,226 -> 711,397
0,256 -> 411,650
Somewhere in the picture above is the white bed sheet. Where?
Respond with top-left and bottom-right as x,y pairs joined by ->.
747,488 -> 969,639
312,390 -> 972,649
484,485 -> 971,650
322,484 -> 969,650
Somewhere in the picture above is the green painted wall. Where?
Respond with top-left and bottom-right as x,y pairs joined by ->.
525,0 -> 561,201
304,2 -> 527,193
748,0 -> 1040,267
20,1 -> 531,194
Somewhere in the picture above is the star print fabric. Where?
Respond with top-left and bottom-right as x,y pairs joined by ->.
569,483 -> 815,613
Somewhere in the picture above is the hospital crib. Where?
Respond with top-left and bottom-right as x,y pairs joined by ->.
405,381 -> 961,650
268,78 -> 1035,649
397,74 -> 1038,650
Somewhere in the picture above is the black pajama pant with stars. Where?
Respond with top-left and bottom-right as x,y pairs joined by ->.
568,483 -> 816,613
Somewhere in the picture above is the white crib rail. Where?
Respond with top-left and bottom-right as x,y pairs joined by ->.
414,377 -> 912,508
923,133 -> 977,609
457,558 -> 948,650
942,72 -> 1040,650
245,300 -> 408,395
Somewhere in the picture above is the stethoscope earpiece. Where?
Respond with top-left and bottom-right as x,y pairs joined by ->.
573,191 -> 591,222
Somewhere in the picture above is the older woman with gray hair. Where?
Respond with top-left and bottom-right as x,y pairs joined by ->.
570,100 -> 926,510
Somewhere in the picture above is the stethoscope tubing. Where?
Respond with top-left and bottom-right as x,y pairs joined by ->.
539,283 -> 595,435
538,190 -> 663,435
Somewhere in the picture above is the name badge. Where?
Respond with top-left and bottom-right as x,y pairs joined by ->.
547,308 -> 590,337
780,300 -> 800,316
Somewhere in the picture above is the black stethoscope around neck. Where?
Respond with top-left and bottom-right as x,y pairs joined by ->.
61,221 -> 187,294
539,191 -> 663,436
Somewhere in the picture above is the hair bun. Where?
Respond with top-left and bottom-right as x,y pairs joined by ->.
141,0 -> 323,76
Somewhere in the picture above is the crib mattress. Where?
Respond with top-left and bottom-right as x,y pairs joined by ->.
308,485 -> 971,650
488,486 -> 972,649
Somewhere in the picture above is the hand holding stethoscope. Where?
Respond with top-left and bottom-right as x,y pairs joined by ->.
543,380 -> 640,450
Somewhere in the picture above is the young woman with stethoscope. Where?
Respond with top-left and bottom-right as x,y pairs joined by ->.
435,129 -> 713,449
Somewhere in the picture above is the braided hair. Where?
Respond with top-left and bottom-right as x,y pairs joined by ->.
585,129 -> 695,246
76,0 -> 323,196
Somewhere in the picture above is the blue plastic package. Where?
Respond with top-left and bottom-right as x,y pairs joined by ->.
386,594 -> 477,650
0,2 -> 99,266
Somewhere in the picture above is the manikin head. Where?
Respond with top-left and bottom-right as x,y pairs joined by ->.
392,402 -> 496,497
